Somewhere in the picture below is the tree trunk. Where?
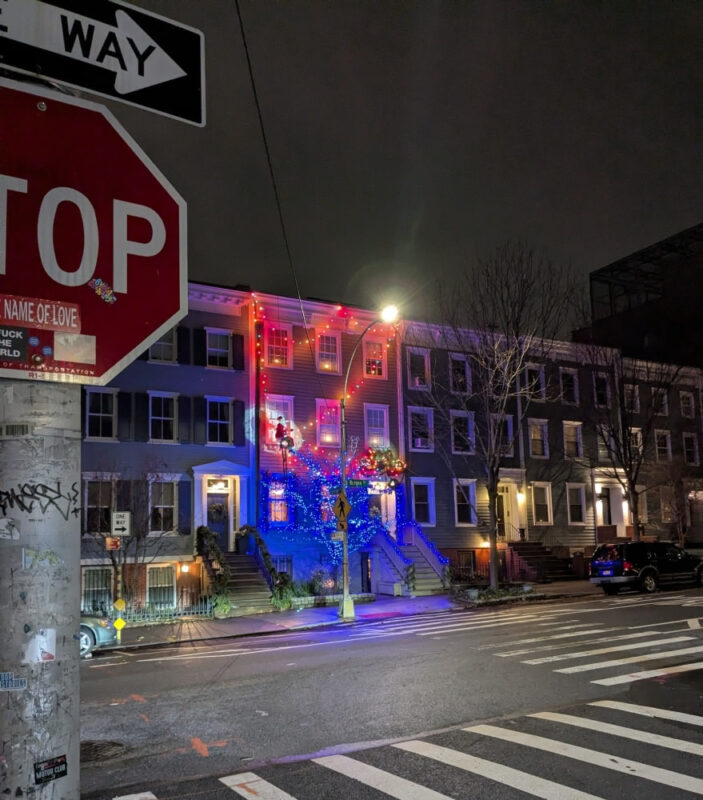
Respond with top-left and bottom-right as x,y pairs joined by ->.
629,483 -> 641,542
487,474 -> 500,590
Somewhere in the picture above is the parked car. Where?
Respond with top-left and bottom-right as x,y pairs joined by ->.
590,541 -> 703,595
79,616 -> 117,657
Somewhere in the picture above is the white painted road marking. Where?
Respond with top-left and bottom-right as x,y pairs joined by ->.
592,659 -> 703,685
556,643 -> 703,674
590,700 -> 703,726
523,635 -> 695,664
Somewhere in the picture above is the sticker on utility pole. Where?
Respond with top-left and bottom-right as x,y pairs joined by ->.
0,672 -> 28,691
34,754 -> 67,785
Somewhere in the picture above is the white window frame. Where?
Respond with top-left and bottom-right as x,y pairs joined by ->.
364,403 -> 389,448
528,418 -> 549,459
148,391 -> 178,443
593,372 -> 611,408
148,474 -> 179,536
680,390 -> 695,419
453,478 -> 477,527
562,421 -> 583,459
654,429 -> 672,462
410,477 -> 436,527
683,432 -> 700,466
408,406 -> 434,452
491,413 -> 514,457
449,353 -> 471,395
268,480 -> 289,523
450,410 -> 475,455
264,322 -> 293,369
531,481 -> 553,525
316,330 -> 341,374
83,473 -> 117,535
406,347 -> 431,391
560,367 -> 579,406
206,396 -> 232,445
265,394 -> 295,446
566,482 -> 586,526
148,327 -> 177,363
316,398 -> 341,447
651,387 -> 669,416
205,327 -> 232,369
629,427 -> 643,457
525,364 -> 546,402
85,387 -> 118,441
146,563 -> 176,607
363,338 -> 387,380
624,383 -> 640,414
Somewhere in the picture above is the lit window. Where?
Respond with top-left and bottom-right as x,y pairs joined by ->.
454,479 -> 477,526
84,479 -> 114,534
449,353 -> 470,394
683,433 -> 699,466
149,328 -> 177,362
85,389 -> 116,439
407,347 -> 430,389
658,486 -> 673,523
624,384 -> 640,414
149,393 -> 177,442
597,432 -> 613,463
629,428 -> 643,456
150,480 -> 176,534
207,398 -> 231,444
594,373 -> 610,407
411,478 -> 436,526
680,391 -> 695,419
316,399 -> 340,447
364,404 -> 389,448
268,481 -> 288,522
317,333 -> 340,373
451,411 -> 474,454
265,395 -> 294,445
525,365 -> 546,401
560,368 -> 579,405
532,482 -> 553,525
363,339 -> 386,378
206,330 -> 231,368
147,565 -> 175,608
528,419 -> 549,458
265,324 -> 292,368
563,421 -> 583,458
655,430 -> 672,461
408,407 -> 433,451
567,483 -> 586,525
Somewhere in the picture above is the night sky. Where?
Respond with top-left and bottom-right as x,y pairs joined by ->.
110,1 -> 703,319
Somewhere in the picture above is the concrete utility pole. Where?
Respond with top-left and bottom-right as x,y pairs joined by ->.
0,380 -> 82,798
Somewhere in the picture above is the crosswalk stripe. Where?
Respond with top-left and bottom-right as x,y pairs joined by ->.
555,643 -> 703,674
416,616 -> 560,636
393,740 -> 605,800
523,635 -> 694,664
498,630 -> 663,657
590,700 -> 703,726
112,794 -> 158,800
531,711 -> 703,756
220,771 -> 298,799
313,754 -> 451,799
591,659 -> 703,685
465,724 -> 703,795
487,628 -> 613,652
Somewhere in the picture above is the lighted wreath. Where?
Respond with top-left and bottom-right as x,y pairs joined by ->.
357,447 -> 406,479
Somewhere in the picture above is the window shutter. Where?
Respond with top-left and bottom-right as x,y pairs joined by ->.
117,392 -> 132,440
178,396 -> 192,443
116,480 -> 132,513
193,397 -> 207,444
134,393 -> 150,441
233,399 -> 245,446
193,328 -> 207,366
177,326 -> 191,364
80,389 -> 87,437
178,480 -> 191,536
232,333 -> 245,371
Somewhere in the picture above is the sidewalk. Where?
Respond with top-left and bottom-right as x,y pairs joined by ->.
114,579 -> 601,650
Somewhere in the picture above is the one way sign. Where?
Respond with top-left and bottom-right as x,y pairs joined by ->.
0,0 -> 205,125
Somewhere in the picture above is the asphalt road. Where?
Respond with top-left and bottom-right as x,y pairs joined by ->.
80,588 -> 703,799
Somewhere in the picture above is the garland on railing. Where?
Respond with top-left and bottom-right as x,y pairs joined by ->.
196,525 -> 230,594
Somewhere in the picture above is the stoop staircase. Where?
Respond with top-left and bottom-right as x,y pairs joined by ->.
398,542 -> 445,596
508,541 -> 577,582
218,553 -> 273,614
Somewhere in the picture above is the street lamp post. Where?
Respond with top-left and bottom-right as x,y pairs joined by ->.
338,304 -> 398,620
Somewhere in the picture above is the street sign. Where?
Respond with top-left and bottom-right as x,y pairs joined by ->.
0,78 -> 187,385
111,511 -> 131,536
346,479 -> 369,488
104,537 -> 120,551
331,531 -> 344,541
113,598 -> 125,612
0,0 -> 205,125
333,493 -> 351,531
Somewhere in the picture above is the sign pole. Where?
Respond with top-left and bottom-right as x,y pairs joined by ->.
0,379 -> 82,797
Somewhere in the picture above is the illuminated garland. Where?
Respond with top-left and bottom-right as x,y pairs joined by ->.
354,447 -> 407,478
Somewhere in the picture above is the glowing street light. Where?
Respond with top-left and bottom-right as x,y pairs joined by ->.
338,304 -> 399,620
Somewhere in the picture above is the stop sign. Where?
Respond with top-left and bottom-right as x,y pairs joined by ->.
0,77 -> 187,385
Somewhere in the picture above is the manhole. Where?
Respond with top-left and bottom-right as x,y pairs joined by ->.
80,740 -> 129,762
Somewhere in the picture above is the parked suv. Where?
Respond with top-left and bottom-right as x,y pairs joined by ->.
590,541 -> 703,595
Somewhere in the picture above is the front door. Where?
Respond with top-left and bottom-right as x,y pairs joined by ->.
206,492 -> 230,552
497,484 -> 519,540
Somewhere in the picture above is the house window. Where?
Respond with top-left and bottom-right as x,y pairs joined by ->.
411,478 -> 436,526
81,567 -> 113,614
364,404 -> 389,448
268,481 -> 288,522
560,368 -> 579,405
563,421 -> 583,458
528,419 -> 549,458
491,414 -> 514,457
265,395 -> 294,445
684,432 -> 700,466
265,324 -> 292,368
567,483 -> 586,525
272,555 -> 293,575
594,373 -> 610,407
363,339 -> 386,378
680,391 -> 695,419
624,384 -> 640,414
149,393 -> 177,442
597,432 -> 612,463
149,328 -> 176,363
84,479 -> 114,534
206,329 -> 231,368
525,365 -> 546,401
147,565 -> 176,608
454,479 -> 477,526
449,353 -> 470,394
316,399 -> 341,447
658,486 -> 673,523
207,398 -> 231,444
532,482 -> 553,525
655,430 -> 672,462
150,480 -> 176,534
651,387 -> 669,416
85,389 -> 117,439
317,332 -> 340,373
408,407 -> 433,452
629,428 -> 643,456
407,347 -> 430,390
451,411 -> 474,454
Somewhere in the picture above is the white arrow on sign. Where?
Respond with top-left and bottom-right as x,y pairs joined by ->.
1,0 -> 186,94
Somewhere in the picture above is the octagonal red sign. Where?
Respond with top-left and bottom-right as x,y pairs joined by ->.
0,77 -> 187,385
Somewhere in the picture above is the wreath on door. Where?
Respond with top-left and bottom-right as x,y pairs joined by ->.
208,502 -> 227,522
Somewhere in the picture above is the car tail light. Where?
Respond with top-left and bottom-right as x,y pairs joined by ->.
623,560 -> 633,572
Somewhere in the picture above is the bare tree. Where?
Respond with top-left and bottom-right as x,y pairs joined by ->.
420,243 -> 575,589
